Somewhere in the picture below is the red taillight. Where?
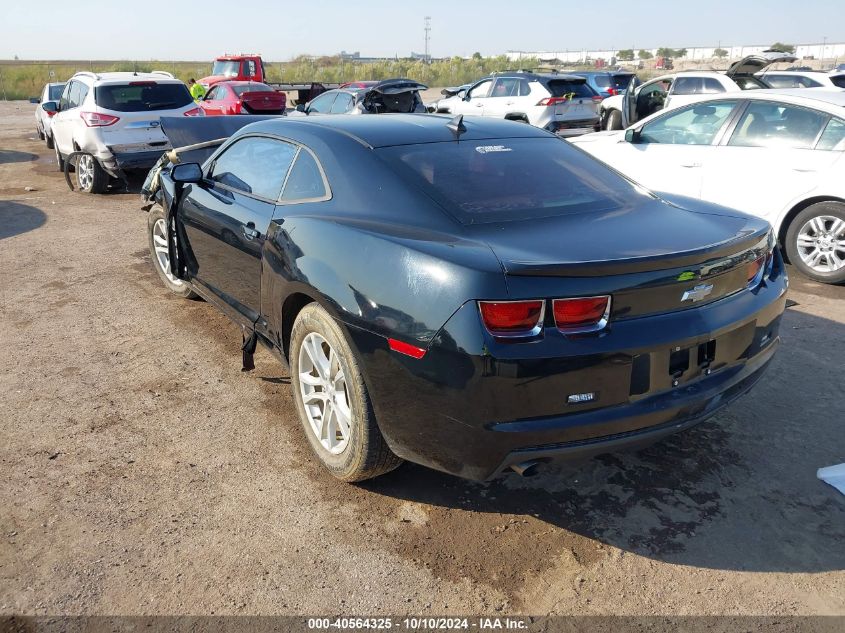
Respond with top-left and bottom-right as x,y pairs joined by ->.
80,111 -> 119,127
607,88 -> 618,96
183,106 -> 204,117
46,111 -> 56,117
388,338 -> 427,359
553,296 -> 611,331
536,96 -> 571,106
479,301 -> 545,337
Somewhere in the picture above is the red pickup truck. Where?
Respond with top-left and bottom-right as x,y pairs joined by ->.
199,54 -> 339,104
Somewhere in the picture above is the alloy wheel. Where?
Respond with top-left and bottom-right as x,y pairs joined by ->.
795,215 -> 845,273
298,332 -> 352,455
152,218 -> 183,285
77,154 -> 94,191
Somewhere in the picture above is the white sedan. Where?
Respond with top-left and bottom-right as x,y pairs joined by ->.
570,90 -> 845,283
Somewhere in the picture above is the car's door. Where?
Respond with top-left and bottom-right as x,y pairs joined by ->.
611,100 -> 740,198
700,100 -> 844,222
200,85 -> 228,115
52,81 -> 87,156
449,79 -> 493,117
483,77 -> 525,118
178,135 -> 298,323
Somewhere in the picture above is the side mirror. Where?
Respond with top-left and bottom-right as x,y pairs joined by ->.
171,162 -> 203,184
41,101 -> 58,114
624,128 -> 641,144
295,104 -> 306,113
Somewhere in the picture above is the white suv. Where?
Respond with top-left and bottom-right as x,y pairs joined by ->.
446,71 -> 601,136
48,71 -> 202,193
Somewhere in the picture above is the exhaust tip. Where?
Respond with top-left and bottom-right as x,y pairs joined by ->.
510,460 -> 541,477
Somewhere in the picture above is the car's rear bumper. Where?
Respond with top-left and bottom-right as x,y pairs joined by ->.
348,268 -> 787,481
103,148 -> 169,171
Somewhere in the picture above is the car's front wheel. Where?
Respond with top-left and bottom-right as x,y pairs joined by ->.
290,303 -> 402,482
146,204 -> 198,298
785,202 -> 845,284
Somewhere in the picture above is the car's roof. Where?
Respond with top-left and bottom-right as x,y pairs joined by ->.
575,70 -> 635,76
73,71 -> 183,85
488,71 -> 586,81
646,89 -> 845,112
757,69 -> 826,75
218,81 -> 271,87
241,113 -> 552,148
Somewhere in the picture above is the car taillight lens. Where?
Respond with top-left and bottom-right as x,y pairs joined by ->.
80,111 -> 119,127
46,111 -> 56,117
536,96 -> 571,106
479,300 -> 544,337
183,107 -> 204,117
746,254 -> 766,287
607,88 -> 618,96
553,296 -> 611,331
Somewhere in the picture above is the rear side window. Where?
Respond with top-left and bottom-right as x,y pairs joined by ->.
673,77 -> 726,95
280,149 -> 329,202
817,118 -> 845,151
546,80 -> 595,98
211,136 -> 297,200
94,82 -> 193,112
830,75 -> 845,89
491,78 -> 529,97
592,74 -> 634,89
378,137 -> 638,225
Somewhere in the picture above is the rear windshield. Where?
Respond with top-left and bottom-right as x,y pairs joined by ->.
378,137 -> 639,225
735,76 -> 768,90
546,80 -> 596,98
94,82 -> 193,112
232,83 -> 273,97
48,84 -> 66,100
831,75 -> 845,89
593,74 -> 635,89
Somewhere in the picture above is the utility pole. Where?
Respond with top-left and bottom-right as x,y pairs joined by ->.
822,36 -> 827,62
424,16 -> 431,63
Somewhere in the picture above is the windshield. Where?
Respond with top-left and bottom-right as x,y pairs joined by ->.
232,83 -> 273,96
48,84 -> 66,100
94,82 -> 193,112
547,80 -> 595,98
212,60 -> 241,77
378,137 -> 638,225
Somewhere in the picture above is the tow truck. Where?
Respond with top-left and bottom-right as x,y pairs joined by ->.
199,53 -> 340,104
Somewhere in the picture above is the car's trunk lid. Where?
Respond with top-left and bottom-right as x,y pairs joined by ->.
238,89 -> 286,113
726,51 -> 798,77
471,198 -> 771,318
546,78 -> 598,119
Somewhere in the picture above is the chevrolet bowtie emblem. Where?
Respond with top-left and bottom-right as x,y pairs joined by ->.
682,283 -> 714,302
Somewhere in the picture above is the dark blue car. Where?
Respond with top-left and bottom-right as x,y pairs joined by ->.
146,114 -> 786,482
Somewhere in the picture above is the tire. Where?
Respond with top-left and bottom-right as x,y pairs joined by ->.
785,202 -> 845,284
146,204 -> 198,299
54,143 -> 65,172
45,133 -> 54,149
605,109 -> 623,130
75,153 -> 108,194
290,303 -> 402,482
37,126 -> 45,141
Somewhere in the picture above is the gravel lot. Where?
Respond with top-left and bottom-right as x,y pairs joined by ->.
1,100 -> 843,618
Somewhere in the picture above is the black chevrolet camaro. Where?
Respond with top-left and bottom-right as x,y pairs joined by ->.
146,114 -> 787,482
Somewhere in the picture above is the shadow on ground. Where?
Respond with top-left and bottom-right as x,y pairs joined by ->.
354,306 -> 845,575
0,150 -> 38,165
0,201 -> 47,239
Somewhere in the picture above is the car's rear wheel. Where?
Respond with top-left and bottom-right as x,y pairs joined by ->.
45,133 -> 54,149
605,109 -> 623,130
290,303 -> 402,482
147,204 -> 198,298
75,153 -> 108,194
785,202 -> 845,284
36,126 -> 44,141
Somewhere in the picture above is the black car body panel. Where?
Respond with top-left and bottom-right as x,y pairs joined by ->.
154,114 -> 787,480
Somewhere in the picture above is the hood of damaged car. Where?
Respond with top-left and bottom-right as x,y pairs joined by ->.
726,51 -> 798,77
367,78 -> 428,96
158,115 -> 279,163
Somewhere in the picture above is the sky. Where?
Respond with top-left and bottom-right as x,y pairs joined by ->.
2,0 -> 844,61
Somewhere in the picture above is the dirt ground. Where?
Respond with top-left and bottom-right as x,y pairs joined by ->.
0,100 -> 843,619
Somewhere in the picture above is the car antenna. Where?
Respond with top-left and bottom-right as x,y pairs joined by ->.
446,114 -> 467,139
